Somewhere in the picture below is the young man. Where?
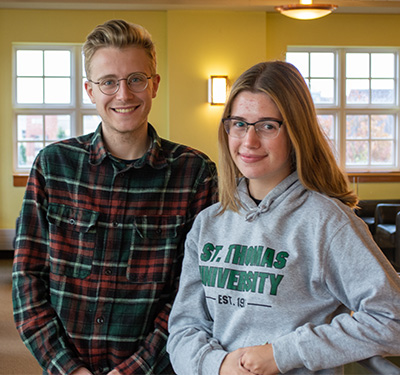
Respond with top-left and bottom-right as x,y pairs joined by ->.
13,19 -> 218,375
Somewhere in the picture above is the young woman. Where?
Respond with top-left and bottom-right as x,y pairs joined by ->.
167,61 -> 400,375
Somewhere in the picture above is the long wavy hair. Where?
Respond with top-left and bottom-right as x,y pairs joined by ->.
83,19 -> 157,79
218,61 -> 358,214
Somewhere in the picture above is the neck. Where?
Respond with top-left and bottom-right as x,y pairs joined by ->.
102,126 -> 150,160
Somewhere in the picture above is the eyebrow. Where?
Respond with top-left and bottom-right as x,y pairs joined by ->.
229,116 -> 283,122
95,71 -> 149,81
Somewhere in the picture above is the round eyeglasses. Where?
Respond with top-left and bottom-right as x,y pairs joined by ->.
88,72 -> 153,96
223,118 -> 284,139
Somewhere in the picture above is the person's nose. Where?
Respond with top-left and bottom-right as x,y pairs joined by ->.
115,79 -> 135,99
243,126 -> 261,148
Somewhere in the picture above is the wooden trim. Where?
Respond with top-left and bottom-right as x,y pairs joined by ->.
13,175 -> 28,187
14,172 -> 400,187
347,172 -> 400,183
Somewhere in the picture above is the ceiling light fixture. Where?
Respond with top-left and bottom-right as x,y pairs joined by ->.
275,0 -> 337,20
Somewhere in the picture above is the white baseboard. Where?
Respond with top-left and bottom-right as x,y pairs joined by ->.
0,229 -> 15,250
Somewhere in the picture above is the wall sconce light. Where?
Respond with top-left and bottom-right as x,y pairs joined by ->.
208,76 -> 228,105
275,0 -> 337,20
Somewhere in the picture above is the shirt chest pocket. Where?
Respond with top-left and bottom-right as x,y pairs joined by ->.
47,203 -> 99,279
127,215 -> 185,283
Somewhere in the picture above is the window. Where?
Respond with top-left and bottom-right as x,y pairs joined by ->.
13,45 -> 100,173
286,48 -> 399,173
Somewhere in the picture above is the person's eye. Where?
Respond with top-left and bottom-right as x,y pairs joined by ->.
261,122 -> 279,131
129,75 -> 145,84
233,121 -> 247,129
101,79 -> 117,87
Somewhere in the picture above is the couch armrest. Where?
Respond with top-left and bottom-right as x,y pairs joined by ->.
375,204 -> 400,226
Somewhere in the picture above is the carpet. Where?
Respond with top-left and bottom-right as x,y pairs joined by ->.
0,259 -> 42,375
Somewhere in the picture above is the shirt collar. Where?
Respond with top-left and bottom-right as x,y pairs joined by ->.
89,123 -> 168,170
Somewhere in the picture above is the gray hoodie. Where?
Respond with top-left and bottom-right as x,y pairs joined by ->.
167,172 -> 400,374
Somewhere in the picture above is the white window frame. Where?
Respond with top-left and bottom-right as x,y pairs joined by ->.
286,47 -> 400,173
12,43 -> 99,174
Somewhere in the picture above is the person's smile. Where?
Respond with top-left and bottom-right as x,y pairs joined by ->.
238,151 -> 267,163
111,105 -> 139,114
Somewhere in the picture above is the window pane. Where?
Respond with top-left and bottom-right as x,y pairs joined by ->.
346,53 -> 369,78
18,142 -> 43,168
45,115 -> 71,140
44,78 -> 71,104
286,52 -> 309,77
310,79 -> 334,104
16,50 -> 43,76
371,53 -> 394,78
371,140 -> 393,165
44,50 -> 71,76
346,79 -> 369,104
17,77 -> 43,104
310,52 -> 334,78
17,115 -> 43,141
346,115 -> 369,139
371,79 -> 394,104
346,140 -> 369,165
83,115 -> 101,134
371,115 -> 394,139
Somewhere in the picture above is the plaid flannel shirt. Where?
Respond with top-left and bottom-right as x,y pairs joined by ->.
12,124 -> 218,375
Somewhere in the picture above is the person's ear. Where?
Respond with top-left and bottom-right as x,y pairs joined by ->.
151,74 -> 161,99
84,81 -> 96,104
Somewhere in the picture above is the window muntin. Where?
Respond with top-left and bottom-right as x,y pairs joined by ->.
286,51 -> 336,105
286,48 -> 399,172
13,45 -> 100,173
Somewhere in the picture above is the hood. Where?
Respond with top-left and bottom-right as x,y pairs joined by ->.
237,172 -> 302,222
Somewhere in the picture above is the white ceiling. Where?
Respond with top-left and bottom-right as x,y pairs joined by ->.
2,0 -> 400,14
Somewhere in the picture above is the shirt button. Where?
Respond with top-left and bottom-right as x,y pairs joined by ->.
113,221 -> 119,228
105,268 -> 112,276
69,218 -> 75,225
96,316 -> 105,324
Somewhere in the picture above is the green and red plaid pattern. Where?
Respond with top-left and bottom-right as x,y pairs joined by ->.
13,124 -> 218,375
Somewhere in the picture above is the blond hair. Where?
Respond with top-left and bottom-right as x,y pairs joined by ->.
83,19 -> 157,79
218,61 -> 358,213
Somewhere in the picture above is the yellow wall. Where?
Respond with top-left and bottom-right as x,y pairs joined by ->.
1,9 -> 400,228
167,11 -> 266,156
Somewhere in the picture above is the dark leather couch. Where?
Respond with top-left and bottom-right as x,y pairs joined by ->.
355,200 -> 400,271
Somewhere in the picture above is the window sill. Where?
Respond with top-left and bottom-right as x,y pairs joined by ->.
347,172 -> 400,183
13,174 -> 28,187
14,172 -> 400,187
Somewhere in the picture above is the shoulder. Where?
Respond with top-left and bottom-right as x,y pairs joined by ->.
157,138 -> 217,183
308,191 -> 354,216
159,138 -> 215,165
197,201 -> 222,218
187,202 -> 223,236
40,133 -> 92,155
300,190 -> 363,231
35,134 -> 92,171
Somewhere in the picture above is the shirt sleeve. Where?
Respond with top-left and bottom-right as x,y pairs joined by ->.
272,220 -> 400,373
12,154 -> 86,375
114,159 -> 219,375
